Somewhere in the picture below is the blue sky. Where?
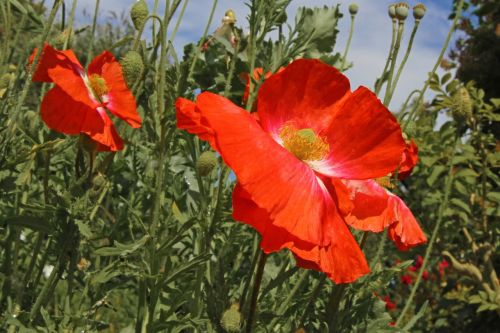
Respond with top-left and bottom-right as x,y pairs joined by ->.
75,0 -> 459,109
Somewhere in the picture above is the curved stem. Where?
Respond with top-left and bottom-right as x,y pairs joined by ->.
245,251 -> 268,333
396,136 -> 459,325
387,20 -> 421,104
383,21 -> 405,106
340,14 -> 356,71
375,19 -> 397,96
398,89 -> 422,122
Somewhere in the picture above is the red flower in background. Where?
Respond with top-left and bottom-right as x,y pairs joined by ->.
438,259 -> 449,277
30,43 -> 141,151
383,296 -> 397,311
398,140 -> 419,180
176,59 -> 406,283
401,274 -> 413,285
241,67 -> 284,106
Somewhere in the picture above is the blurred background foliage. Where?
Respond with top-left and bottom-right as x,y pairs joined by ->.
0,0 -> 498,332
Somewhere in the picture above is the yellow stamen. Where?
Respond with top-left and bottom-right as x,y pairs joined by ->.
279,124 -> 329,161
375,176 -> 395,189
88,73 -> 109,99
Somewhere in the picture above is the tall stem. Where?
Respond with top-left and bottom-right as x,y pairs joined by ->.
383,20 -> 404,106
396,136 -> 459,325
85,0 -> 100,66
340,14 -> 356,71
387,20 -> 421,105
245,251 -> 268,333
374,19 -> 397,96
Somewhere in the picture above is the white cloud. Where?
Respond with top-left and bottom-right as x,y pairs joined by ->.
74,0 -> 458,107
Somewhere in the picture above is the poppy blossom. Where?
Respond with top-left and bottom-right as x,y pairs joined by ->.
401,274 -> 413,285
176,59 -> 405,283
398,140 -> 418,180
30,43 -> 141,151
438,259 -> 449,277
241,67 -> 283,106
383,295 -> 397,311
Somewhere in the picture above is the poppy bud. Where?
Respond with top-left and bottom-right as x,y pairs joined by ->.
388,4 -> 397,20
222,9 -> 237,25
130,0 -> 149,30
0,73 -> 14,89
53,29 -> 73,49
220,304 -> 241,332
413,4 -> 426,21
395,2 -> 409,21
196,151 -> 217,177
348,4 -> 359,15
120,50 -> 144,88
451,87 -> 473,122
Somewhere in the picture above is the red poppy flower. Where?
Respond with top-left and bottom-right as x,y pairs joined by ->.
241,67 -> 284,106
339,179 -> 427,251
398,140 -> 418,180
176,59 -> 405,283
438,259 -> 449,277
401,274 -> 413,285
30,43 -> 141,151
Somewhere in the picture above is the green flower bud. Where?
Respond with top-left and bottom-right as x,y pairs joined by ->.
388,4 -> 397,19
220,304 -> 241,333
0,73 -> 14,89
413,4 -> 426,20
120,51 -> 144,88
395,2 -> 409,21
222,9 -> 237,25
404,121 -> 417,137
451,87 -> 473,122
196,151 -> 217,177
348,4 -> 359,15
130,0 -> 149,31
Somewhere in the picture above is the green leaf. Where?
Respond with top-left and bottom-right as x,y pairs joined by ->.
427,165 -> 446,186
2,216 -> 53,234
94,235 -> 151,257
403,301 -> 429,331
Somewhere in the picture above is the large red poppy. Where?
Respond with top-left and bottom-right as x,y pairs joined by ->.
176,59 -> 406,283
30,43 -> 141,151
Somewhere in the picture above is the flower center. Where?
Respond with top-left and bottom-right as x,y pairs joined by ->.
88,74 -> 109,99
375,176 -> 395,189
279,124 -> 329,161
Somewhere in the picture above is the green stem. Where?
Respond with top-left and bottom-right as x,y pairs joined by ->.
396,136 -> 459,326
398,89 -> 422,122
63,0 -> 78,49
383,20 -> 405,106
85,0 -> 100,66
375,19 -> 397,96
340,14 -> 356,71
187,0 -> 218,82
240,235 -> 260,312
297,274 -> 327,328
245,251 -> 268,333
387,20 -> 421,105
407,0 -> 465,124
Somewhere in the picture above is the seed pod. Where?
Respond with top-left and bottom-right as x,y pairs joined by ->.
388,4 -> 397,19
451,87 -> 473,122
413,4 -> 426,20
130,0 -> 149,31
395,2 -> 409,21
53,29 -> 73,49
349,4 -> 359,15
0,73 -> 14,89
196,151 -> 217,177
220,304 -> 241,332
120,50 -> 144,88
222,9 -> 237,25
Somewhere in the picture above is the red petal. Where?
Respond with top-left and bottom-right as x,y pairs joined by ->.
30,43 -> 83,83
198,92 -> 344,246
175,97 -> 217,149
319,87 -> 405,179
257,59 -> 350,138
87,50 -> 116,75
342,180 -> 394,232
398,140 -> 419,180
232,183 -> 369,284
41,86 -> 123,151
387,194 -> 427,250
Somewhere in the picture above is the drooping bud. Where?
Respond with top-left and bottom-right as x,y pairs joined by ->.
196,151 -> 218,177
220,304 -> 241,332
222,9 -> 237,25
395,2 -> 409,21
413,4 -> 426,21
348,4 -> 359,15
388,4 -> 397,20
130,0 -> 149,30
120,50 -> 144,88
451,87 -> 473,122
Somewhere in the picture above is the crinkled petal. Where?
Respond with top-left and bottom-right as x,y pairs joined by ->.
30,43 -> 82,82
315,87 -> 405,179
387,194 -> 427,250
175,97 -> 217,149
398,140 -> 419,180
257,59 -> 350,140
232,183 -> 369,283
41,86 -> 123,151
198,92 -> 345,246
